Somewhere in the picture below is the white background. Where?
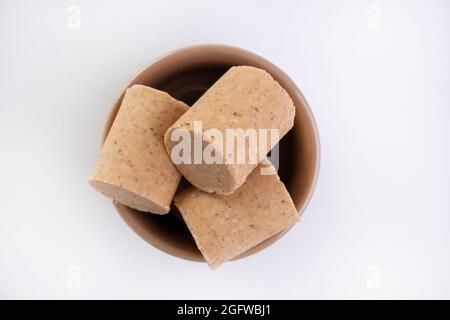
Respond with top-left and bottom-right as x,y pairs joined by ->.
1,0 -> 449,299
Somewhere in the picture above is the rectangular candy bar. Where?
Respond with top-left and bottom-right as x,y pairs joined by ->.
174,160 -> 299,268
165,66 -> 295,195
90,85 -> 189,214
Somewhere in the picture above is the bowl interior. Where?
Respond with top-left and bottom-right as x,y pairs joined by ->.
103,45 -> 319,262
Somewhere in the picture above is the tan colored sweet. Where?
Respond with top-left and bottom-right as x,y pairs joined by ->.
164,65 -> 295,195
174,160 -> 299,269
89,85 -> 189,214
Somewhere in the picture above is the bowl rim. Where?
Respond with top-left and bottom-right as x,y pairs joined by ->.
101,44 -> 321,263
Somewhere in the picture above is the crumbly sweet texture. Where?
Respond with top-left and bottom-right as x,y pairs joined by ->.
174,161 -> 299,269
165,66 -> 295,195
89,85 -> 189,214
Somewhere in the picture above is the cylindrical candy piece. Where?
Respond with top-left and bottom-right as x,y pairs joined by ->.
164,66 -> 295,195
174,160 -> 299,269
89,85 -> 189,214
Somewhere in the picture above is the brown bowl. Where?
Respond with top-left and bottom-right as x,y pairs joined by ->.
102,44 -> 320,262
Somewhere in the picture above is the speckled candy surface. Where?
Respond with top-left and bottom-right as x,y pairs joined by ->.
165,66 -> 296,195
174,161 -> 299,269
90,85 -> 189,214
